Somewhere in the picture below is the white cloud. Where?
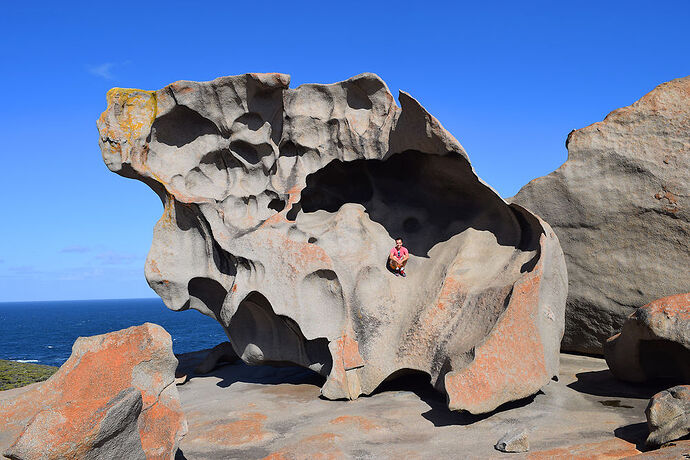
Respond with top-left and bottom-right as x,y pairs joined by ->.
87,62 -> 115,80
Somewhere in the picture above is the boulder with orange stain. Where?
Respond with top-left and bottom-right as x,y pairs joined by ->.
98,73 -> 567,413
0,323 -> 187,460
605,293 -> 690,383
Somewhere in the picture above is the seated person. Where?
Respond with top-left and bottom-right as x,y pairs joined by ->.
388,237 -> 409,277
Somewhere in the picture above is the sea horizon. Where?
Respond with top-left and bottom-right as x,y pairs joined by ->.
0,298 -> 228,367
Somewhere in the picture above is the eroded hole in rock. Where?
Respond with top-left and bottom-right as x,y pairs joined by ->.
151,105 -> 221,147
188,277 -> 227,319
298,150 -> 534,255
228,291 -> 332,375
268,198 -> 286,212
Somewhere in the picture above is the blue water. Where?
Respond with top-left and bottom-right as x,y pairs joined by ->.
0,298 -> 228,367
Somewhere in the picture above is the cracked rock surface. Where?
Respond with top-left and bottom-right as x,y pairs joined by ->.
512,76 -> 690,355
0,324 -> 186,460
98,73 -> 567,414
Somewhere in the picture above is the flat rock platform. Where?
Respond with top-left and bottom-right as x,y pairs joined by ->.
174,351 -> 688,459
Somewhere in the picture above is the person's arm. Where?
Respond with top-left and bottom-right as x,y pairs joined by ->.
401,250 -> 409,262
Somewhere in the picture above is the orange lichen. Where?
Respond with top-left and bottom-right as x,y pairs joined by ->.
263,433 -> 344,460
640,292 -> 690,320
445,237 -> 548,413
329,415 -> 381,431
527,438 -> 640,459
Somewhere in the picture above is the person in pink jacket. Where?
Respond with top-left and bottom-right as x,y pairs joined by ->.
388,237 -> 409,277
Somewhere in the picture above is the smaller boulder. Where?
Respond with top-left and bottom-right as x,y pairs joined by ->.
646,385 -> 690,447
0,323 -> 187,460
194,341 -> 239,374
604,293 -> 690,383
495,427 -> 529,453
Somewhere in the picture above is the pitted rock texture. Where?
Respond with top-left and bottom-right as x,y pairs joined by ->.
98,73 -> 568,414
605,293 -> 690,384
0,324 -> 186,460
512,76 -> 690,354
646,385 -> 690,447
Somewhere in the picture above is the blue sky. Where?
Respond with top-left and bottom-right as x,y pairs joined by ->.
1,1 -> 688,302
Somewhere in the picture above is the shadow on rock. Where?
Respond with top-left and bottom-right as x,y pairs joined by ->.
568,370 -> 672,399
212,362 -> 325,389
614,422 -> 649,452
366,370 -> 540,427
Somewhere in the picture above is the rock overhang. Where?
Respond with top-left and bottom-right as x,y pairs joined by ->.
98,72 -> 568,414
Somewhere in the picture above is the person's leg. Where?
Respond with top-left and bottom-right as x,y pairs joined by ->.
399,258 -> 408,277
389,258 -> 401,272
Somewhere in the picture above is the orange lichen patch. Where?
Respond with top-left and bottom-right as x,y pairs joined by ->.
445,237 -> 548,414
188,412 -> 269,447
139,398 -> 186,459
339,329 -> 365,371
654,190 -> 678,205
330,415 -> 381,431
640,292 -> 690,320
526,438 -> 640,459
324,328 -> 364,399
263,433 -> 344,460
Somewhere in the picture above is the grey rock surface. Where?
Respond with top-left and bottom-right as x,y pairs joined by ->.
512,76 -> 690,354
604,293 -> 690,383
98,73 -> 568,414
495,427 -> 529,452
173,352 -> 647,459
646,385 -> 690,447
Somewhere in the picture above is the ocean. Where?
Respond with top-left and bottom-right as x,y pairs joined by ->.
0,298 -> 228,367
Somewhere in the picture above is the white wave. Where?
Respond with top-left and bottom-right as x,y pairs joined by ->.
14,359 -> 39,363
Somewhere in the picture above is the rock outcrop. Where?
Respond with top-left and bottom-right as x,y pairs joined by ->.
98,73 -> 568,414
646,385 -> 690,447
604,293 -> 690,383
0,324 -> 186,460
512,76 -> 690,354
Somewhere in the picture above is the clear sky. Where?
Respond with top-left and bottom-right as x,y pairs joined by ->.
1,1 -> 688,302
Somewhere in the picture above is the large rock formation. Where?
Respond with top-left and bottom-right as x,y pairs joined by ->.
98,73 -> 567,414
646,385 -> 690,447
604,293 -> 690,383
512,76 -> 690,354
0,324 -> 186,460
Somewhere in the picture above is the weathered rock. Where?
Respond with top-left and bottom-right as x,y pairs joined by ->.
98,73 -> 568,414
604,293 -> 690,383
646,385 -> 690,447
0,323 -> 186,460
512,76 -> 690,354
5,387 -> 146,460
194,341 -> 240,374
495,427 -> 529,452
